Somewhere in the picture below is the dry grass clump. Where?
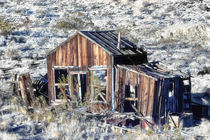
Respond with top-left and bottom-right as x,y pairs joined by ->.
121,123 -> 186,140
8,93 -> 54,123
5,47 -> 21,59
54,17 -> 93,31
53,11 -> 94,31
54,20 -> 74,30
0,132 -> 20,140
0,20 -> 15,35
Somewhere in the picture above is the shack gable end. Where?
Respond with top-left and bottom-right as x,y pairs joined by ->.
47,33 -> 113,105
47,34 -> 110,67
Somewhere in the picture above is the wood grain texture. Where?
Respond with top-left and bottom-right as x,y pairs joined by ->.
47,33 -> 111,104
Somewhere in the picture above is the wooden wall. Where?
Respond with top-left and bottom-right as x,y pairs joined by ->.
53,34 -> 109,67
115,67 -> 157,117
138,75 -> 156,116
47,33 -> 113,106
115,67 -> 185,123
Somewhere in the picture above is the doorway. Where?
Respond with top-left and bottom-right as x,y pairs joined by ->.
70,73 -> 87,102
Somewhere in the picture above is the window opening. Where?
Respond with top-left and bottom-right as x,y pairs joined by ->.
90,70 -> 107,103
71,73 -> 87,102
55,69 -> 68,83
80,74 -> 87,102
54,69 -> 70,100
124,84 -> 138,112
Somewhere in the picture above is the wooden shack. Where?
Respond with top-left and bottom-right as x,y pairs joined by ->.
47,30 -> 190,123
115,64 -> 191,123
47,30 -> 147,110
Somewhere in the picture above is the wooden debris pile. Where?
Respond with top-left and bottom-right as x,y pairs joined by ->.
11,73 -> 48,106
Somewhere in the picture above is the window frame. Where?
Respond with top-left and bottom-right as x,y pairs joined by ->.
53,67 -> 70,101
89,69 -> 107,103
53,65 -> 108,102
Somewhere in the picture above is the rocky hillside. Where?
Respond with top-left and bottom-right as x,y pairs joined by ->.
0,0 -> 210,139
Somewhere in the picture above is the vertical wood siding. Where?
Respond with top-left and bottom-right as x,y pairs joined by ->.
47,52 -> 56,102
47,34 -> 112,103
115,67 -> 156,116
138,75 -> 156,116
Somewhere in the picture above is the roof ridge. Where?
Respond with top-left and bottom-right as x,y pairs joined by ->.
80,30 -> 116,33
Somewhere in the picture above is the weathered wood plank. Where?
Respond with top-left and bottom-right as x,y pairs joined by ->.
93,44 -> 97,65
81,36 -> 87,66
19,75 -> 29,105
147,78 -> 155,116
66,42 -> 70,66
47,56 -> 51,102
138,75 -> 141,113
125,97 -> 138,101
143,76 -> 149,116
141,76 -> 146,115
59,47 -> 62,65
108,31 -> 136,50
98,47 -> 102,65
52,53 -> 56,101
62,45 -> 65,66
47,53 -> 56,102
73,38 -> 78,66
120,69 -> 126,112
96,45 -> 100,65
87,40 -> 92,66
19,73 -> 35,106
77,35 -> 82,66
94,32 -> 117,49
158,79 -> 163,121
55,47 -> 59,65
106,55 -> 113,109
115,67 -> 119,111
152,80 -> 160,121
75,35 -> 79,66
139,75 -> 144,114
85,32 -> 120,55
103,50 -> 107,65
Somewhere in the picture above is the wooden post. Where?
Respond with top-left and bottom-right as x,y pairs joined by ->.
12,74 -> 20,96
117,32 -> 121,50
78,74 -> 82,101
19,73 -> 35,106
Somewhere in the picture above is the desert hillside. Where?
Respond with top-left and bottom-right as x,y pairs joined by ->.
0,0 -> 210,139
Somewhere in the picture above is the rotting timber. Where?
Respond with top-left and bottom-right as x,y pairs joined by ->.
115,63 -> 191,124
46,30 -> 147,112
44,30 -> 191,125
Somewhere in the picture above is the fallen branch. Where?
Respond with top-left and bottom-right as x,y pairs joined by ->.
59,87 -> 69,102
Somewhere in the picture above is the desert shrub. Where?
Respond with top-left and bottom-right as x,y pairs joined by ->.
5,47 -> 21,59
0,20 -> 15,35
173,128 -> 184,140
90,72 -> 104,102
32,95 -> 48,109
54,12 -> 94,31
54,20 -> 74,29
57,74 -> 70,100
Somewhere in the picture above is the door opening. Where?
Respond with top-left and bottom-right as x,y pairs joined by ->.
71,73 -> 87,102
